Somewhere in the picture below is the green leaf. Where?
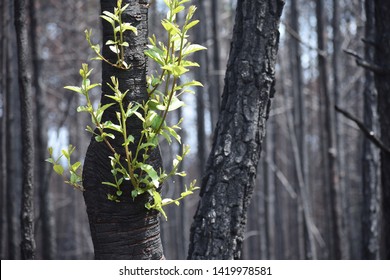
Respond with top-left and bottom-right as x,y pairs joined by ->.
121,3 -> 130,12
131,189 -> 138,199
96,103 -> 114,122
139,142 -> 157,151
176,80 -> 203,90
182,44 -> 207,57
105,40 -> 116,45
166,126 -> 181,143
149,112 -> 163,130
64,86 -> 83,94
87,83 -> 101,91
86,125 -> 95,134
161,19 -> 181,36
167,96 -> 185,111
184,19 -> 199,31
53,164 -> 64,175
103,121 -> 122,133
102,181 -> 118,188
100,15 -> 115,25
161,130 -> 172,144
121,23 -> 137,35
95,135 -> 104,142
181,190 -> 193,197
172,5 -> 185,15
61,149 -> 70,160
45,157 -> 55,164
102,10 -> 118,21
162,64 -> 189,77
77,105 -> 90,113
178,0 -> 190,4
181,60 -> 200,67
123,135 -> 134,146
145,46 -> 165,65
116,190 -> 123,196
70,172 -> 81,184
109,45 -> 120,54
139,164 -> 160,188
72,161 -> 81,171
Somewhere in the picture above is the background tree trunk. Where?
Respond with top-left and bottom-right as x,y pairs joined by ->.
188,0 -> 285,260
374,0 -> 390,260
29,0 -> 56,260
361,0 -> 380,260
14,0 -> 36,260
209,0 -> 221,131
194,0 -> 207,177
82,0 -> 164,260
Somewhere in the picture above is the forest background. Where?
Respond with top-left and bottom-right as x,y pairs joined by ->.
0,0 -> 387,260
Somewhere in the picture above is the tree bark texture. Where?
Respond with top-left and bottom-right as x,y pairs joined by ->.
362,0 -> 380,260
374,0 -> 390,260
188,0 -> 285,260
82,0 -> 164,259
29,0 -> 56,260
14,0 -> 36,260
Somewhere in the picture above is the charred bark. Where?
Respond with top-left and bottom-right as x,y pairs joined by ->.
14,0 -> 36,260
188,0 -> 285,260
374,0 -> 390,260
361,0 -> 380,260
82,0 -> 164,259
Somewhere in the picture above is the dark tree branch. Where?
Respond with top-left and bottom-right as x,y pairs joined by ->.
344,49 -> 387,74
335,105 -> 390,154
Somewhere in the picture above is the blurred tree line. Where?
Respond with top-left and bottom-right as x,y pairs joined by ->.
0,0 -> 388,259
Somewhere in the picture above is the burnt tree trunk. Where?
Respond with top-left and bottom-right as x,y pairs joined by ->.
82,0 -> 164,259
188,0 -> 285,260
374,0 -> 390,260
362,0 -> 380,260
29,0 -> 56,260
14,0 -> 36,260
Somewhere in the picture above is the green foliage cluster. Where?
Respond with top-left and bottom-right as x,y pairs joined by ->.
47,0 -> 205,219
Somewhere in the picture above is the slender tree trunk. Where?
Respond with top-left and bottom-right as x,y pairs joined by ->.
332,0 -> 349,259
82,0 -> 164,259
5,0 -> 22,260
362,0 -> 380,260
29,0 -> 56,259
374,0 -> 390,260
14,0 -> 36,260
316,0 -> 344,259
0,0 -> 7,259
289,0 -> 315,259
188,0 -> 285,260
209,0 -> 221,130
194,0 -> 207,176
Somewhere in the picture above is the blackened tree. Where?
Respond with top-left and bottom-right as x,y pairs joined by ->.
188,0 -> 285,259
82,0 -> 164,259
374,0 -> 390,260
14,0 -> 36,260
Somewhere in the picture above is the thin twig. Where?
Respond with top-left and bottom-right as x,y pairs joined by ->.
335,105 -> 390,154
282,21 -> 327,57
